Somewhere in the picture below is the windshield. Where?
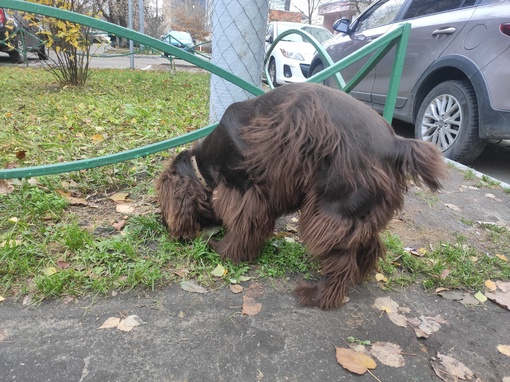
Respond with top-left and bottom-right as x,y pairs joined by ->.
278,24 -> 332,43
166,31 -> 192,44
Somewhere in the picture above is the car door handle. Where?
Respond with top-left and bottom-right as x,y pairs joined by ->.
431,27 -> 457,36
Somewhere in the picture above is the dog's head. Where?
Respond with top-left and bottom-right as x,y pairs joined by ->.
155,150 -> 218,240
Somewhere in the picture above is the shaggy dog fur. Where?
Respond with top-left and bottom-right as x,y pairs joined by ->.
156,83 -> 447,310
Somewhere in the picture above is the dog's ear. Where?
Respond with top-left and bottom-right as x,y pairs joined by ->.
156,159 -> 209,240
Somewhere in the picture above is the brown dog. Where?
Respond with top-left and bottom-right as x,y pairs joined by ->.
156,83 -> 447,309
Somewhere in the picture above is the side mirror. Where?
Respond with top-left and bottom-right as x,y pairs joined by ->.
266,35 -> 273,44
333,18 -> 351,34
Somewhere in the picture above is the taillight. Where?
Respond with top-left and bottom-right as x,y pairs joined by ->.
501,23 -> 510,37
0,9 -> 5,25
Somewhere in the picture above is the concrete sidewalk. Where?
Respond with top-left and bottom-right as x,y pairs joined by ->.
1,166 -> 509,382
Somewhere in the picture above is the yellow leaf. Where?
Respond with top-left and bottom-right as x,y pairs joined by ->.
0,296 -> 5,302
485,279 -> 497,292
109,192 -> 130,202
4,112 -> 12,117
375,273 -> 388,282
497,344 -> 510,357
336,347 -> 377,375
92,134 -> 104,143
8,217 -> 18,223
211,264 -> 226,277
43,267 -> 57,276
496,254 -> 508,262
474,291 -> 487,303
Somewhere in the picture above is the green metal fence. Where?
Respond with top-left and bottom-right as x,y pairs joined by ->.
0,0 -> 410,180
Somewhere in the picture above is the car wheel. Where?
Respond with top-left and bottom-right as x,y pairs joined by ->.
415,80 -> 486,164
268,58 -> 278,87
8,39 -> 24,63
309,63 -> 325,84
38,45 -> 48,60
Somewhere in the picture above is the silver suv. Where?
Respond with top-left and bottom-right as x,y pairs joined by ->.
309,0 -> 510,164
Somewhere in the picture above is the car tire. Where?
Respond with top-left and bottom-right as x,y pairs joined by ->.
268,57 -> 278,87
415,80 -> 486,164
8,39 -> 24,63
38,46 -> 48,60
309,63 -> 325,84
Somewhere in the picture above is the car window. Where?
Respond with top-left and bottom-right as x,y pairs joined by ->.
403,0 -> 478,19
301,26 -> 333,43
355,0 -> 406,33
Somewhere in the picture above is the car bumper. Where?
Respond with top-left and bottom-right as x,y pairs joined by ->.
279,62 -> 309,84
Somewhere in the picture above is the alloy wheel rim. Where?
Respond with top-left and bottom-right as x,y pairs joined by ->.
420,94 -> 462,152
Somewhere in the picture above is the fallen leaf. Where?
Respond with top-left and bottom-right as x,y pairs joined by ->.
116,204 -> 135,214
0,179 -> 14,195
174,268 -> 189,278
407,315 -> 447,338
370,342 -> 405,368
375,273 -> 388,282
497,345 -> 510,357
211,264 -> 226,277
335,347 -> 377,375
440,269 -> 450,279
245,283 -> 265,298
56,260 -> 70,269
8,217 -> 18,224
180,280 -> 208,294
43,267 -> 57,276
97,317 -> 121,329
373,296 -> 399,313
431,353 -> 475,381
496,254 -> 508,262
485,279 -> 497,292
229,284 -> 243,294
112,219 -> 127,231
242,296 -> 262,316
474,291 -> 487,303
486,291 -> 510,311
0,296 -> 5,302
387,312 -> 408,327
496,281 -> 510,293
109,192 -> 130,202
15,150 -> 26,160
404,247 -> 425,257
92,133 -> 105,143
117,315 -> 144,332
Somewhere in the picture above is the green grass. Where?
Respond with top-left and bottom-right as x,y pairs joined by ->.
1,67 -> 509,302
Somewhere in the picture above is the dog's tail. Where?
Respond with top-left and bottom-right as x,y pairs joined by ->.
393,138 -> 448,191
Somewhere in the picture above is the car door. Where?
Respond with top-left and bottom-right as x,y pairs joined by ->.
371,0 -> 477,108
324,0 -> 406,102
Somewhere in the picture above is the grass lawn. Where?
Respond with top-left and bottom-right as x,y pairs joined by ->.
0,67 -> 509,303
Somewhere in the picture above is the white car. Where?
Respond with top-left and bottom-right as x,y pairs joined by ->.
265,21 -> 332,86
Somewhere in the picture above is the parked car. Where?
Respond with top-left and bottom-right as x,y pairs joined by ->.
309,0 -> 510,164
0,8 -> 48,63
161,30 -> 195,56
265,21 -> 332,86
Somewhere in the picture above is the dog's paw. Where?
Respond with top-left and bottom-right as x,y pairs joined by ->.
294,281 -> 320,308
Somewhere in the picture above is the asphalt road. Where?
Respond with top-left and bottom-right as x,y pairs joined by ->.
1,48 -> 509,185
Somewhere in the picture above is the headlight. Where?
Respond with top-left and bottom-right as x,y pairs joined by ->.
279,48 -> 305,61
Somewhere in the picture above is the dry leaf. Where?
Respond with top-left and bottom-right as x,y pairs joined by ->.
407,315 -> 447,338
97,317 -> 121,329
0,296 -> 5,302
370,342 -> 405,367
15,150 -> 26,160
387,312 -> 408,327
56,260 -> 70,269
211,264 -> 226,277
109,192 -> 130,202
497,345 -> 510,357
335,347 -> 377,375
440,269 -> 450,279
431,353 -> 475,381
116,204 -> 135,214
242,296 -> 262,316
43,267 -> 57,276
485,279 -> 497,292
486,291 -> 510,311
373,296 -> 399,313
0,179 -> 14,195
375,273 -> 388,282
92,133 -> 105,143
117,315 -> 144,332
496,254 -> 508,262
180,280 -> 208,294
473,291 -> 487,303
112,220 -> 127,231
229,284 -> 243,294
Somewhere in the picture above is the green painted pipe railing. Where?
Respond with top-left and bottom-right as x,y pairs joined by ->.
0,0 -> 410,180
